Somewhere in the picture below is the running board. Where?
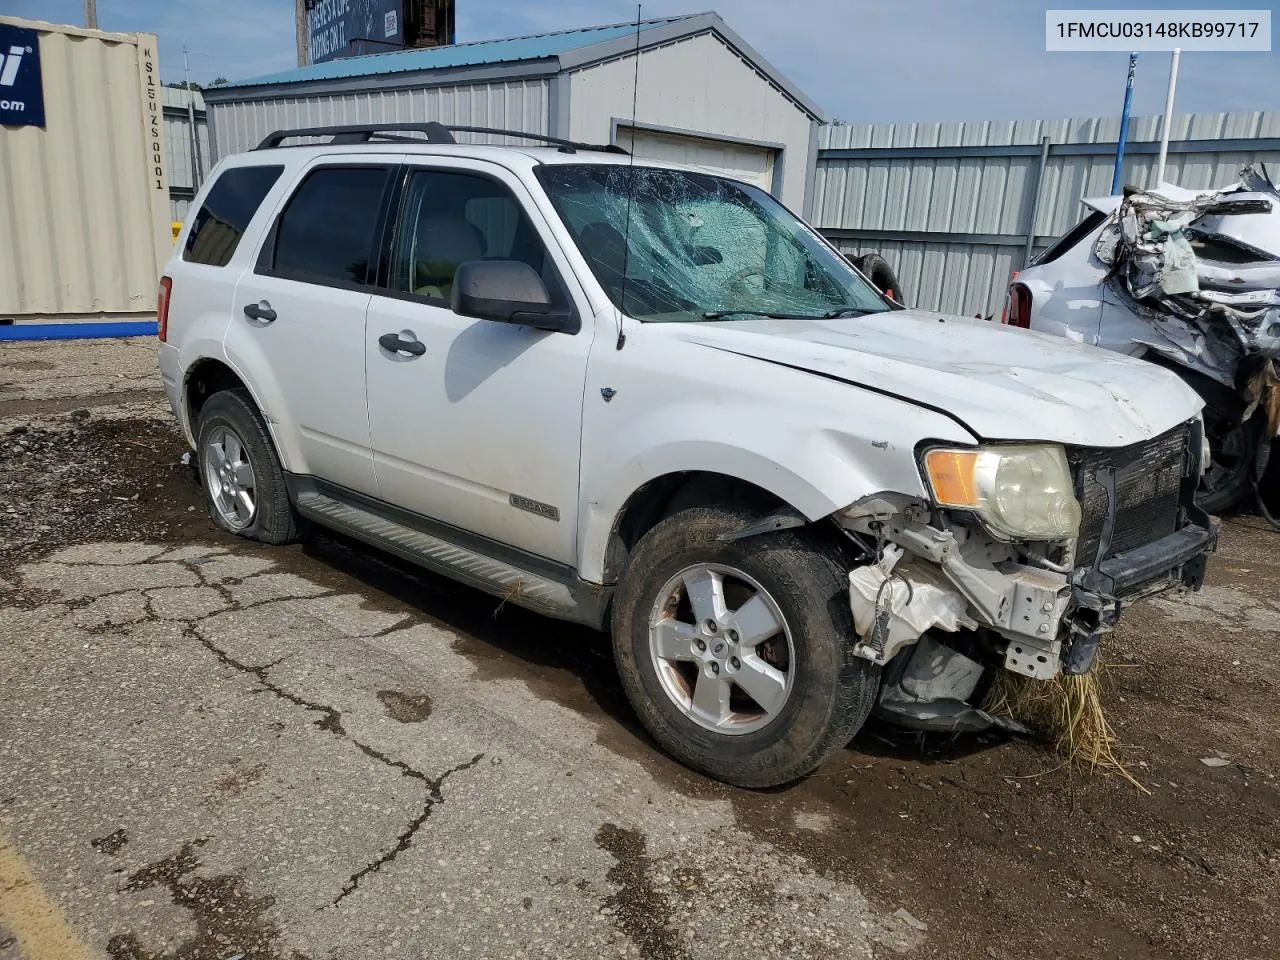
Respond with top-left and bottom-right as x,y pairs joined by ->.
293,486 -> 608,628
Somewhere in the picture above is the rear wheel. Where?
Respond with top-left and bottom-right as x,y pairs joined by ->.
195,389 -> 299,544
612,505 -> 879,788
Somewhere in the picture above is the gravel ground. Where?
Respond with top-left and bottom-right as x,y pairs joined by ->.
1,339 -> 1277,960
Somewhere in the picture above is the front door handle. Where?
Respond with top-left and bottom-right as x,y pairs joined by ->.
379,332 -> 426,356
243,301 -> 277,323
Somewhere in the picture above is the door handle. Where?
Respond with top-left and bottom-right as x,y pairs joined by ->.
379,332 -> 426,356
243,301 -> 277,323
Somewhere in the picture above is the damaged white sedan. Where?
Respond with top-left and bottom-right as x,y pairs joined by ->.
1010,164 -> 1280,513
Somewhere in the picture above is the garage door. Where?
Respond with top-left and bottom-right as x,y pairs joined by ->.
616,126 -> 776,193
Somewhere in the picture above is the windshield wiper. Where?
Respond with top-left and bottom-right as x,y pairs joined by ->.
823,308 -> 874,319
701,309 -> 829,321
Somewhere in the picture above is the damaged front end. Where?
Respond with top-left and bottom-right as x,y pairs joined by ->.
1098,165 -> 1280,443
838,420 -> 1218,733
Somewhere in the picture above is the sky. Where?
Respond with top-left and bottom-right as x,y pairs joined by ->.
7,0 -> 1278,124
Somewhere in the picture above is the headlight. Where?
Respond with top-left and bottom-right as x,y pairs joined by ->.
922,444 -> 1082,540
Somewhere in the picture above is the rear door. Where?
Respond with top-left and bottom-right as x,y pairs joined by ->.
363,159 -> 595,565
229,158 -> 399,495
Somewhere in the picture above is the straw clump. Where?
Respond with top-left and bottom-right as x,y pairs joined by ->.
983,660 -> 1149,794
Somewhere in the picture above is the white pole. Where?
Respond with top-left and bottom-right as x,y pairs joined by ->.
183,47 -> 203,191
1155,47 -> 1181,188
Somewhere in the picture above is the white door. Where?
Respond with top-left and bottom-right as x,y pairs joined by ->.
232,161 -> 397,495
617,126 -> 776,193
363,160 -> 594,565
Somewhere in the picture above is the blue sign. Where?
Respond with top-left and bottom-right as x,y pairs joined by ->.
0,24 -> 43,127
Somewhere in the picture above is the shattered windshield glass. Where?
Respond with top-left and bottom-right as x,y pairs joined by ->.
535,164 -> 890,322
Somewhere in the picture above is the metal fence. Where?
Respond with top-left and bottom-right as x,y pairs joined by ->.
811,111 -> 1280,318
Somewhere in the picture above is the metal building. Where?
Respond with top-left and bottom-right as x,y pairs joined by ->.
0,17 -> 171,321
812,111 -> 1280,318
203,12 -> 824,212
163,87 -> 212,221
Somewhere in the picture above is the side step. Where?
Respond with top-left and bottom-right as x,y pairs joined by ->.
294,488 -> 608,628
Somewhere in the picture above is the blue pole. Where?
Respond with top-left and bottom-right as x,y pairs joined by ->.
1111,52 -> 1139,195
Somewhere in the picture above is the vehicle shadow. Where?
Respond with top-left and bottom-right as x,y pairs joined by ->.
298,527 -> 647,736
296,528 -> 1022,784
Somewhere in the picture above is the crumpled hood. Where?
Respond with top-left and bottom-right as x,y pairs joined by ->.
664,311 -> 1203,447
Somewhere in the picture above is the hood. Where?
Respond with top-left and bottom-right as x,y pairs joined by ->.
663,311 -> 1203,447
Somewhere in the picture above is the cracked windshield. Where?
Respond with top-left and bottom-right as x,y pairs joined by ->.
536,164 -> 891,322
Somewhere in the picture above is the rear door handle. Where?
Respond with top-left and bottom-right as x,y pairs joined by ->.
243,301 -> 276,323
379,332 -> 426,356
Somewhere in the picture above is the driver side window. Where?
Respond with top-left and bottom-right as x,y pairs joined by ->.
389,169 -> 568,309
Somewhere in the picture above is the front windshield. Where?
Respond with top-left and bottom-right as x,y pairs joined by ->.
535,164 -> 891,322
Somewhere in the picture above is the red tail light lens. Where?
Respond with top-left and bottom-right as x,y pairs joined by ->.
1006,281 -> 1032,329
157,276 -> 172,341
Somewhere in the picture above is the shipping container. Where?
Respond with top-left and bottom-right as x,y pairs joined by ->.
0,17 -> 171,320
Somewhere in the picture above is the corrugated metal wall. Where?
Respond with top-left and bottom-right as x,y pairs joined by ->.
813,112 -> 1280,318
0,18 -> 171,318
207,79 -> 550,159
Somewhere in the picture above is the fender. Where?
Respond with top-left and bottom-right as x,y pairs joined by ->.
576,392 -> 977,584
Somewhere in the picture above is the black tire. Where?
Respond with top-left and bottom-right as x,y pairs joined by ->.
194,388 -> 299,544
611,504 -> 879,788
1197,411 -> 1261,515
851,252 -> 904,303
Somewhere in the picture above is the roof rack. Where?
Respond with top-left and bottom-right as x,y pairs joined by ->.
254,122 -> 629,155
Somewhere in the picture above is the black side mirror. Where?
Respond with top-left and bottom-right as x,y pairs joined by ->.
451,260 -> 574,333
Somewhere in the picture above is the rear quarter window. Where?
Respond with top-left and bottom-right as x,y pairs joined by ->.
1030,210 -> 1107,267
184,165 -> 284,267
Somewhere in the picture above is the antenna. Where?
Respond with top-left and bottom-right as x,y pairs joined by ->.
615,4 -> 642,351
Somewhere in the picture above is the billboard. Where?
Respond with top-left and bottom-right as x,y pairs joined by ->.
308,0 -> 403,64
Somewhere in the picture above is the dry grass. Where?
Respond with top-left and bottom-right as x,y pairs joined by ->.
983,661 -> 1150,794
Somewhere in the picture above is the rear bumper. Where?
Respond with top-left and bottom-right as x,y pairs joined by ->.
156,342 -> 190,443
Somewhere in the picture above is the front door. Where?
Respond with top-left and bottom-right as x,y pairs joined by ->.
364,161 -> 594,565
232,160 -> 398,495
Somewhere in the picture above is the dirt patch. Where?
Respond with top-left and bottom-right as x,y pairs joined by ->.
0,388 -> 162,419
0,415 -> 227,583
376,690 -> 433,723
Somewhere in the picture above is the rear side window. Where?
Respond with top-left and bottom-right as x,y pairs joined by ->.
268,166 -> 392,287
1030,210 -> 1106,267
184,165 -> 284,267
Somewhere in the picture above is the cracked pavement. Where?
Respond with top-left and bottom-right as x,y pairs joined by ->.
0,541 -> 912,959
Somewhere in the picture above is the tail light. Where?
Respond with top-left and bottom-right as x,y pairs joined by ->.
1006,281 -> 1032,329
157,276 -> 172,341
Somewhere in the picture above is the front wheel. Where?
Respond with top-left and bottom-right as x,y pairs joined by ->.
611,505 -> 879,788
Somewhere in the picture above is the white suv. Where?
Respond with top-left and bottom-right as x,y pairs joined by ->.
158,123 -> 1217,787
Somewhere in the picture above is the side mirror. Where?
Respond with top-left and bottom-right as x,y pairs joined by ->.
451,260 -> 574,332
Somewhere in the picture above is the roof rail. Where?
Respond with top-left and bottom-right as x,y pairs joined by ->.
254,122 -> 629,155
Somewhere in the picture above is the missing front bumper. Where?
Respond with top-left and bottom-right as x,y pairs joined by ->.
847,514 -> 1218,681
